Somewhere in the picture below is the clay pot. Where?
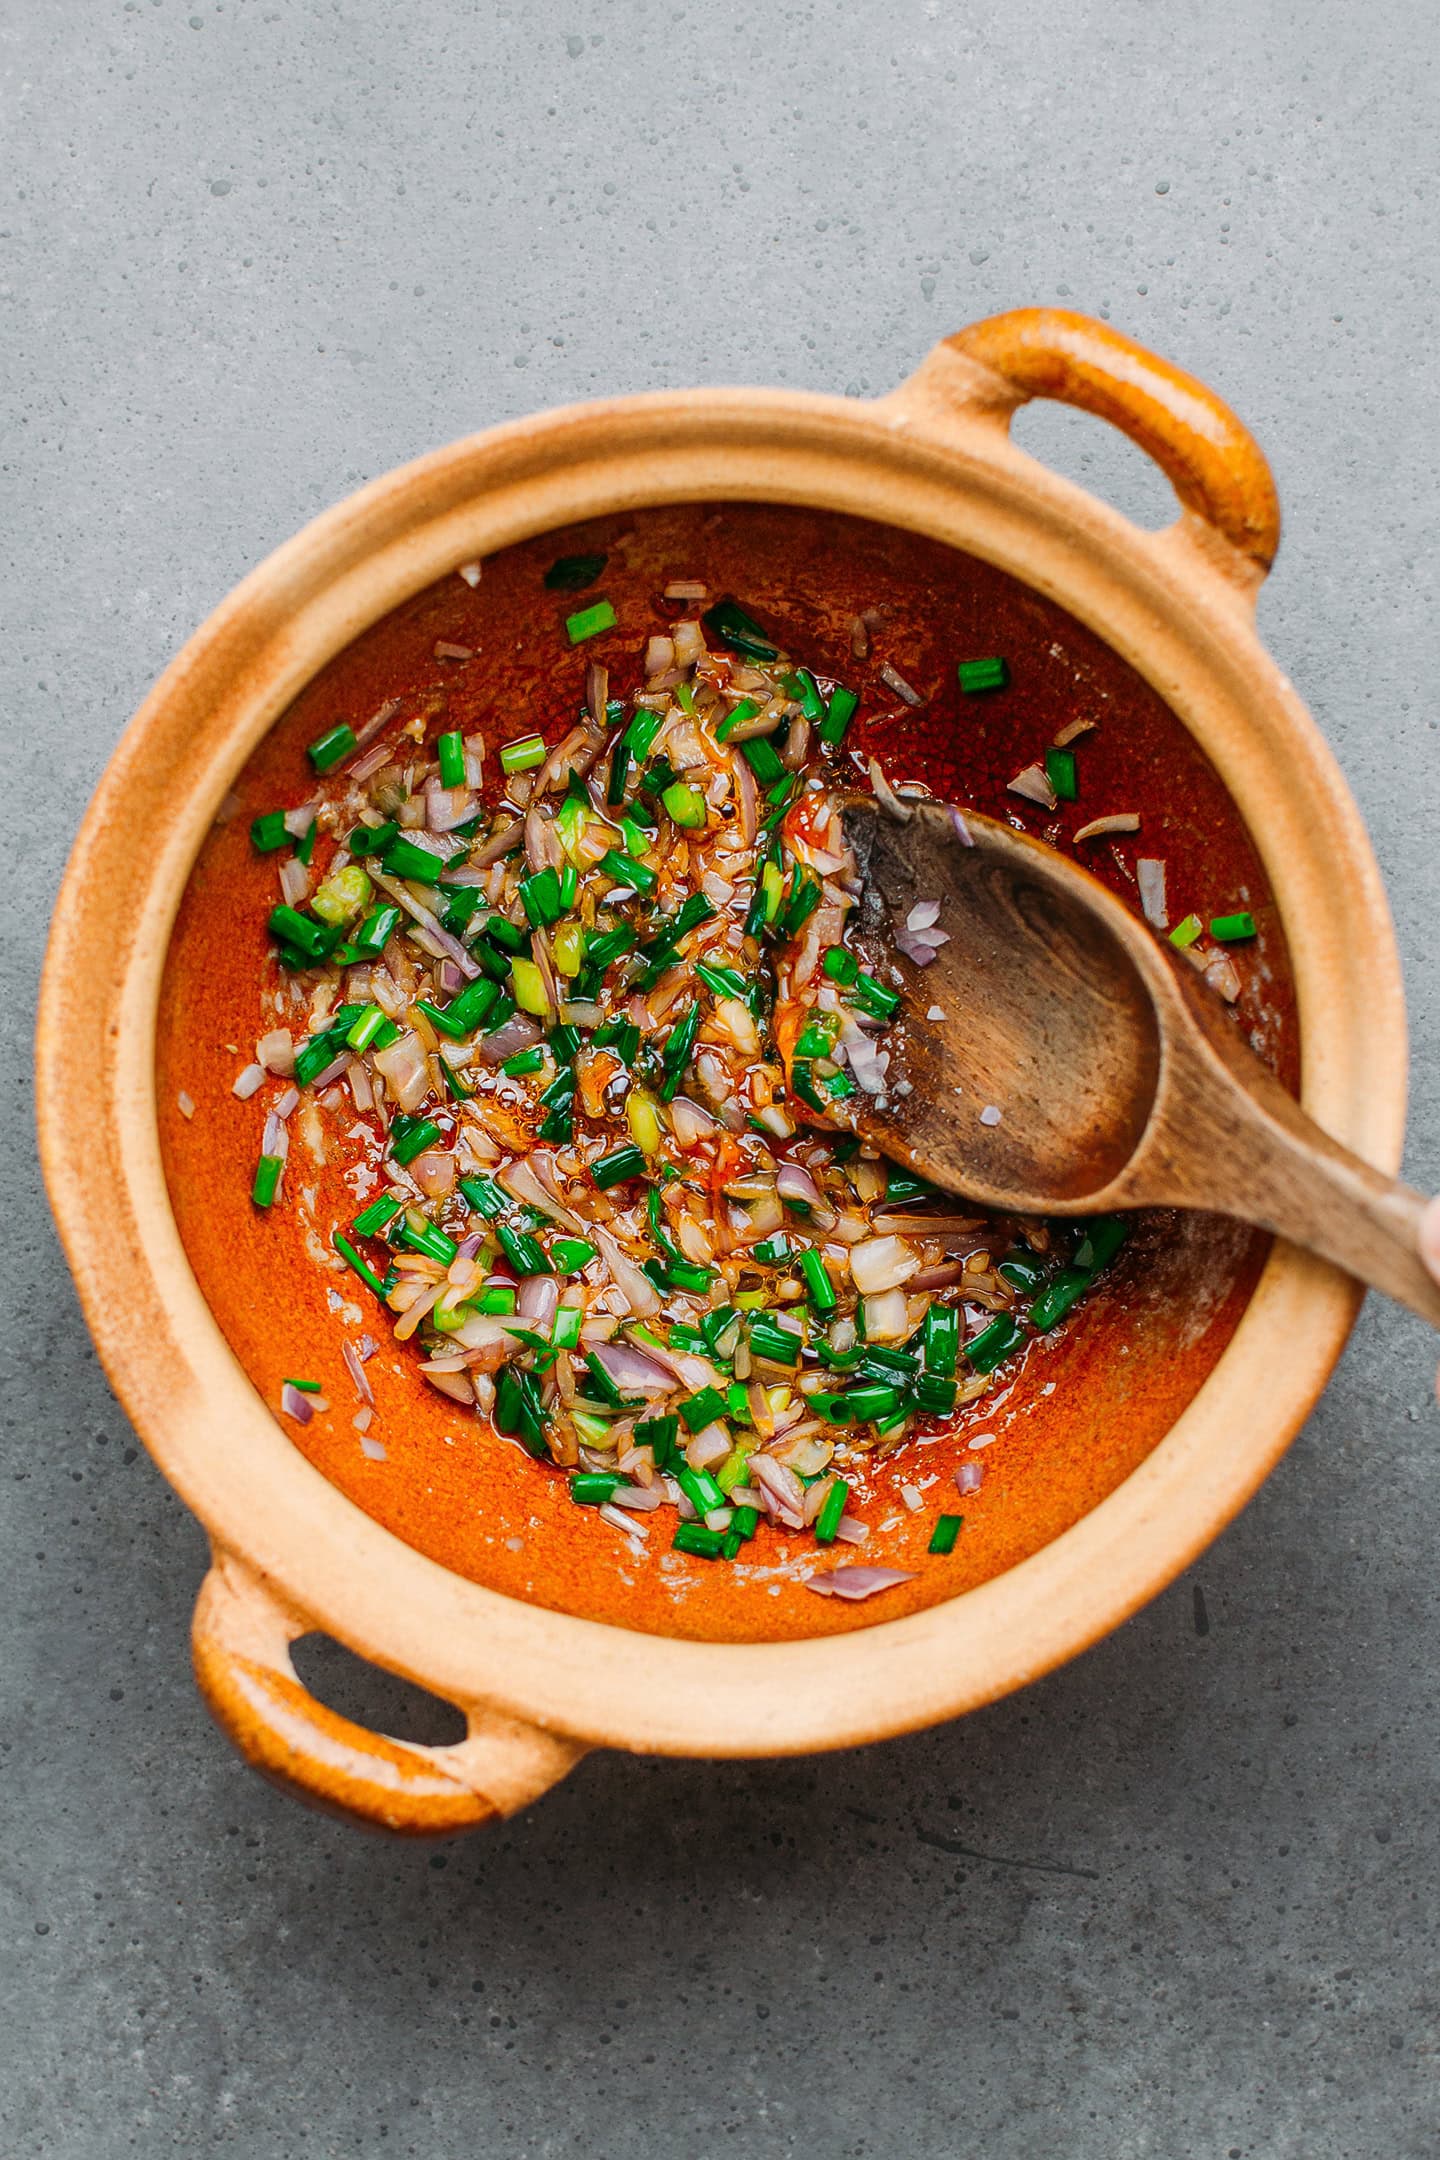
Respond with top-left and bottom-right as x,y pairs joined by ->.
37,311 -> 1405,1833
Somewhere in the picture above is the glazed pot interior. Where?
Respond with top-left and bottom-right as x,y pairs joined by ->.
156,501 -> 1295,1646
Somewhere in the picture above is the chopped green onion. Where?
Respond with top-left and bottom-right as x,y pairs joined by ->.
497,1222 -> 551,1276
851,971 -> 900,1021
345,1004 -> 388,1052
350,903 -> 402,957
551,1304 -> 583,1349
997,1251 -> 1046,1293
929,1514 -> 963,1555
679,1386 -> 729,1433
714,698 -> 759,744
787,669 -> 826,722
437,976 -> 500,1035
1073,1215 -> 1130,1275
738,735 -> 785,784
964,1314 -> 1024,1373
597,848 -> 657,896
623,707 -> 665,759
813,1477 -> 850,1544
570,1473 -> 621,1506
922,1302 -> 959,1377
606,739 -> 632,806
696,959 -> 749,1002
1045,746 -> 1078,801
251,1153 -> 284,1208
349,819 -> 401,858
822,946 -> 860,986
388,1115 -> 442,1166
307,723 -> 357,772
662,779 -> 708,828
250,811 -> 290,852
436,731 -> 466,789
914,1372 -> 958,1415
747,1316 -> 801,1365
351,1193 -> 403,1237
1210,911 -> 1256,943
798,1248 -> 837,1313
550,1237 -> 597,1274
334,1231 -> 387,1297
582,1351 -> 634,1409
459,1174 -> 508,1218
267,904 -> 325,959
500,733 -> 547,774
591,1144 -> 645,1191
635,1413 -> 679,1472
957,656 -> 1009,694
518,867 -> 564,927
475,1285 -> 518,1315
751,1234 -> 792,1268
673,1524 -> 726,1559
400,1215 -> 457,1265
501,1046 -> 546,1077
819,684 -> 858,746
1030,1267 -> 1090,1330
494,1367 -> 547,1457
677,1465 -> 726,1515
544,551 -> 606,592
1169,913 -> 1204,949
701,598 -> 778,662
565,598 -> 617,644
380,835 -> 446,886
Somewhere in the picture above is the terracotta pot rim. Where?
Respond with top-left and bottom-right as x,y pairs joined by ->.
37,328 -> 1406,1763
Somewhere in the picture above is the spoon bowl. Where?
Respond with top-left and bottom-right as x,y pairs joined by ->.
836,795 -> 1440,1326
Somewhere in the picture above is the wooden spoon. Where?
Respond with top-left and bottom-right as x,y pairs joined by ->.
831,795 -> 1440,1325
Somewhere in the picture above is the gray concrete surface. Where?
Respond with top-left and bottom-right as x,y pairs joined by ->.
4,2 -> 1439,2154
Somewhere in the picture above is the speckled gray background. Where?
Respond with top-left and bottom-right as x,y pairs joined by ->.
5,2 -> 1439,2155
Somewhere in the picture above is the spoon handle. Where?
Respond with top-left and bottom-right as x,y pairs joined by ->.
1158,1030 -> 1440,1327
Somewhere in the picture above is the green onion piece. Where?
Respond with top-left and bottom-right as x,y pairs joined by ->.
747,1316 -> 801,1365
929,1514 -> 963,1555
550,1237 -> 596,1274
570,1473 -> 621,1506
345,1004 -> 388,1052
1073,1215 -> 1130,1275
661,1259 -> 713,1294
605,740 -> 631,807
400,1215 -> 457,1265
713,698 -> 759,744
439,977 -> 501,1036
678,1386 -> 729,1433
914,1371 -> 958,1415
350,819 -> 401,859
388,1116 -> 442,1166
350,903 -> 402,957
557,863 -> 578,911
591,1144 -> 645,1191
623,707 -> 664,759
518,867 -> 564,928
475,1285 -> 518,1316
334,1231 -> 387,1297
798,1249 -> 837,1313
819,1383 -> 900,1423
813,1477 -> 850,1544
283,1377 -> 322,1394
458,1173 -> 507,1218
267,904 -> 325,959
583,924 -> 638,975
701,598 -> 779,662
380,835 -> 446,886
788,669 -> 827,722
351,1193 -> 403,1237
696,959 -> 749,1002
662,779 -> 708,829
851,971 -> 900,1020
1045,746 -> 1078,801
635,1413 -> 679,1472
551,1304 -> 583,1349
295,821 -> 320,868
1029,1268 -> 1089,1330
794,1014 -> 839,1059
782,874 -> 820,939
673,1523 -> 727,1559
307,723 -> 357,772
822,946 -> 860,986
436,731 -> 466,789
494,1367 -> 547,1457
543,551 -> 606,592
964,1314 -> 1025,1373
250,810 -> 290,852
858,1344 -> 920,1381
922,1303 -> 960,1376
738,735 -> 785,784
581,1351 -> 632,1410
996,1251 -> 1046,1294
565,598 -> 617,644
673,893 -> 717,938
251,1153 -> 284,1207
500,733 -> 547,774
501,1046 -> 546,1077
677,1465 -> 726,1515
1210,911 -> 1257,943
497,1222 -> 551,1276
597,848 -> 657,896
957,656 -> 1009,694
1169,913 -> 1204,950
819,684 -> 858,746
751,1234 -> 792,1267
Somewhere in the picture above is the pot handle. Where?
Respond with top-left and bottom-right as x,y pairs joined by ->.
191,1547 -> 586,1835
897,307 -> 1282,581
